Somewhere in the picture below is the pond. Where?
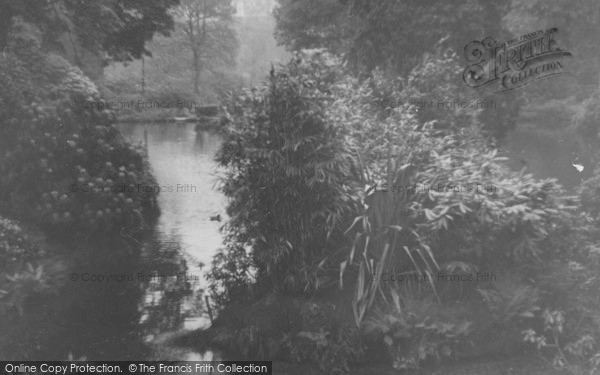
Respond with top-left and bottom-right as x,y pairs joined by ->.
118,122 -> 226,332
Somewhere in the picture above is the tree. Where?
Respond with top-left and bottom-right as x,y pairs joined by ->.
273,0 -> 518,140
235,5 -> 290,86
273,0 -> 350,53
274,0 -> 511,76
0,0 -> 179,65
498,0 -> 600,187
173,0 -> 238,94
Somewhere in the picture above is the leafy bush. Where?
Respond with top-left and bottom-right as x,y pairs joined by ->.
0,29 -> 158,244
211,49 -> 599,372
333,67 -> 575,327
282,302 -> 363,374
477,278 -> 541,327
284,325 -> 362,374
0,216 -> 64,316
0,216 -> 44,271
363,288 -> 472,371
210,294 -> 363,374
0,215 -> 69,361
215,50 -> 359,292
524,310 -> 596,374
518,173 -> 600,373
206,237 -> 256,308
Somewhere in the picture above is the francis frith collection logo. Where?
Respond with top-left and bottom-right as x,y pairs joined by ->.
463,28 -> 572,92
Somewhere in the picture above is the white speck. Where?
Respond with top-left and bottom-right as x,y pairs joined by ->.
572,162 -> 584,172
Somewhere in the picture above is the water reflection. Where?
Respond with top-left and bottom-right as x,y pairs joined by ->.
60,256 -> 149,360
120,123 -> 225,267
119,123 -> 225,331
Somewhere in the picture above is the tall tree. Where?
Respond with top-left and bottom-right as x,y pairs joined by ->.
274,0 -> 517,139
273,0 -> 350,53
274,0 -> 511,76
173,0 -> 238,94
0,0 -> 180,64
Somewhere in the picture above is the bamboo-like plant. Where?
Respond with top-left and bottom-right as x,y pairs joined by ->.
347,146 -> 440,326
216,50 -> 360,293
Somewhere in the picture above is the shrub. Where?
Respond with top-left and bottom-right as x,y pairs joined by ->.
284,323 -> 363,374
333,68 -> 576,327
363,288 -> 472,371
0,216 -> 44,272
0,216 -> 64,316
0,28 -> 158,245
210,47 -> 597,373
206,237 -> 256,308
215,50 -> 360,293
210,294 -> 363,374
519,173 -> 600,373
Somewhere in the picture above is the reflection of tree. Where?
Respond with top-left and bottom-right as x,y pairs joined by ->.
196,131 -> 208,151
137,230 -> 195,335
194,130 -> 223,155
56,251 -> 150,360
3,229 -> 200,359
149,123 -> 192,146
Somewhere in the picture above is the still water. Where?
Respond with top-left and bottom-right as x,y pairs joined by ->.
118,122 -> 226,333
1,123 -> 225,360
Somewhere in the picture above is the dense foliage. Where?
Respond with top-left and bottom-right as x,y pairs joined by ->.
0,9 -> 169,359
0,0 -> 179,64
0,217 -> 64,316
274,0 -> 519,141
214,51 -> 358,293
0,26 -> 159,246
274,0 -> 510,75
211,51 -> 600,373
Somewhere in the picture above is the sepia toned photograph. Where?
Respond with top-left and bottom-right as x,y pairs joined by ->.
1,0 -> 599,374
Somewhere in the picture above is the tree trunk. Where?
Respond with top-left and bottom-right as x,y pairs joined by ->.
193,50 -> 200,94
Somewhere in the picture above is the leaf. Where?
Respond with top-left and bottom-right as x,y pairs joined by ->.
348,232 -> 361,264
390,288 -> 401,313
345,216 -> 364,235
403,246 -> 422,274
368,243 -> 389,308
339,260 -> 347,288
